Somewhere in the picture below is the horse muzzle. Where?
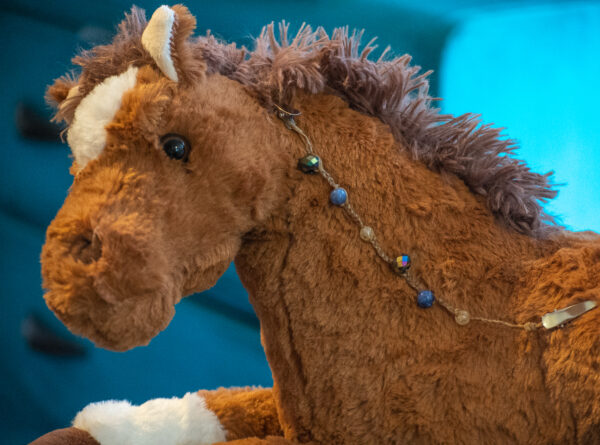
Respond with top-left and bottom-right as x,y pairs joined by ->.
41,204 -> 181,351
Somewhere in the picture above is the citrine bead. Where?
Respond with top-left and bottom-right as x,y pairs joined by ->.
417,290 -> 435,308
391,254 -> 411,274
297,155 -> 320,174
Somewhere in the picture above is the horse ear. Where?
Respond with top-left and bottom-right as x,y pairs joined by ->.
141,4 -> 202,82
46,74 -> 82,124
46,75 -> 78,108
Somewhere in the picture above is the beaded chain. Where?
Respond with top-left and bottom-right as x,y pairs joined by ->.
273,104 -> 547,332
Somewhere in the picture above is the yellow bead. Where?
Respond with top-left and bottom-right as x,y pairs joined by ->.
360,226 -> 375,241
455,310 -> 470,326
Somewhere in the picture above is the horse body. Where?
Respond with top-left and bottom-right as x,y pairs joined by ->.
39,5 -> 599,444
235,92 -> 599,443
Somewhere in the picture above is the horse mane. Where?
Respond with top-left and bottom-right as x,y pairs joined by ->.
55,6 -> 560,238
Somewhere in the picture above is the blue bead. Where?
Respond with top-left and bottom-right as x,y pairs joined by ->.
330,188 -> 347,206
417,290 -> 435,308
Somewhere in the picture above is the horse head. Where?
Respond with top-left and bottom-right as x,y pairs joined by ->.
43,5 -> 284,351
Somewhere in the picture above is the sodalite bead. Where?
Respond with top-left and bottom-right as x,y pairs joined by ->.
330,188 -> 347,206
297,155 -> 320,174
417,290 -> 435,308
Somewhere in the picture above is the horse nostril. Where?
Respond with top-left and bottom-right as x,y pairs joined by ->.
71,231 -> 102,264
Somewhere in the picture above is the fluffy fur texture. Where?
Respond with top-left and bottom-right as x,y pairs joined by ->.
199,387 -> 282,441
67,66 -> 139,169
72,392 -> 226,445
29,427 -> 101,445
37,4 -> 599,445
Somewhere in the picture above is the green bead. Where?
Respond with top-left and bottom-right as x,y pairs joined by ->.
297,155 -> 320,174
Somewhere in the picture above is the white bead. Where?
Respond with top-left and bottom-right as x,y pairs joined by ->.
359,226 -> 375,242
455,310 -> 471,326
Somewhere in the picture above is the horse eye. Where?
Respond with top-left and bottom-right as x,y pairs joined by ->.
160,134 -> 190,161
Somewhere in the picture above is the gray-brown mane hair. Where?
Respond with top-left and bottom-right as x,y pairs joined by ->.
54,6 -> 560,238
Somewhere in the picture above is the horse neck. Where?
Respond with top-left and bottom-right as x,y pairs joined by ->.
237,92 -> 550,319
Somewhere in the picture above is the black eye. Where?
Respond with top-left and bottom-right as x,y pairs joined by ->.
161,134 -> 190,161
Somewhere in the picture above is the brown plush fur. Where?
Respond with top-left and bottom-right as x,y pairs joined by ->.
200,387 -> 282,440
40,4 -> 599,444
30,427 -> 101,445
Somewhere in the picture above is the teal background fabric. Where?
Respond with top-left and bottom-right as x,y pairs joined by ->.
0,1 -> 597,443
441,3 -> 600,231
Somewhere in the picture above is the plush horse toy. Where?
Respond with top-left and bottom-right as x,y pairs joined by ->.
32,4 -> 599,445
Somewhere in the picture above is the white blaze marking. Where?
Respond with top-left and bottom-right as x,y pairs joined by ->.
67,65 -> 139,170
142,5 -> 178,82
73,392 -> 227,445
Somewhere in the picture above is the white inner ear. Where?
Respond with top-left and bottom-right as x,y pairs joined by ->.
67,66 -> 139,170
60,85 -> 82,113
142,5 -> 178,82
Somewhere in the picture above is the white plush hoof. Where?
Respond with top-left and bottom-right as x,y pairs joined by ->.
73,392 -> 226,445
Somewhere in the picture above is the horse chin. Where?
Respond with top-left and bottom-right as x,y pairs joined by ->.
43,275 -> 178,352
182,256 -> 233,296
80,255 -> 233,351
92,295 -> 177,352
